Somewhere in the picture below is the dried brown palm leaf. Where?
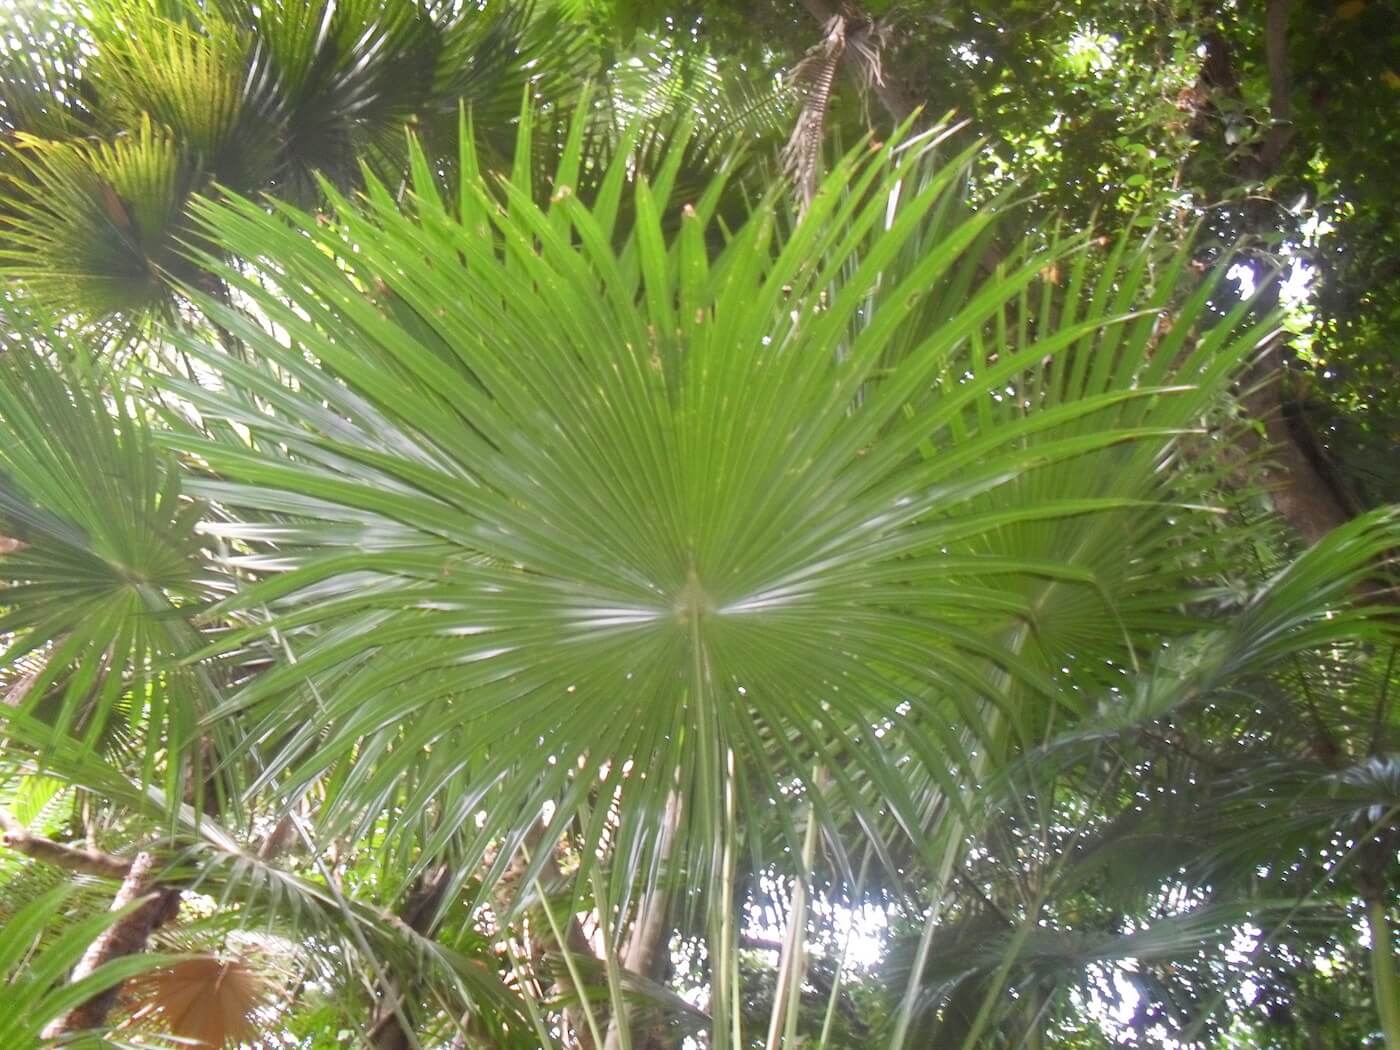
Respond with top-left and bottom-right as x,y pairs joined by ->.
782,6 -> 889,211
783,14 -> 847,211
127,955 -> 266,1048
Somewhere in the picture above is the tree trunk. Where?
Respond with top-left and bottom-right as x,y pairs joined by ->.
367,863 -> 452,1050
1202,1 -> 1359,548
40,851 -> 180,1038
492,821 -> 604,1049
795,0 -> 921,126
1239,343 -> 1353,546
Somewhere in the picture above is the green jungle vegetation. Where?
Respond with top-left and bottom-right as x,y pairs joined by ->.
0,1 -> 1395,1047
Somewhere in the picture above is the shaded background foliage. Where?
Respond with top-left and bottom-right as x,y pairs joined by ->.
600,0 -> 1400,511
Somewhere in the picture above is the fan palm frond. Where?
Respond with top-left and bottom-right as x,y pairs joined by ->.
0,323 -> 220,801
0,0 -> 600,325
0,117 -> 200,319
123,112 -> 1282,1050
86,0 -> 282,193
0,0 -> 92,137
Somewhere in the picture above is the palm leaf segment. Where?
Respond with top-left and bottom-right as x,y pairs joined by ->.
0,1 -> 91,138
0,118 -> 199,320
161,111 -> 1277,939
895,508 -> 1400,1037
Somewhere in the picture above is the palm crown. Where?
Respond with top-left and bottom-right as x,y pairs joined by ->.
0,0 -> 587,323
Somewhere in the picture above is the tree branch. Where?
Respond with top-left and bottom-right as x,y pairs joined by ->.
0,806 -> 133,879
40,851 -> 181,1038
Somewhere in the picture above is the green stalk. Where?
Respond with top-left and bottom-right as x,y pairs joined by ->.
687,570 -> 737,1050
269,628 -> 422,1050
888,814 -> 964,1049
765,775 -> 822,1049
891,625 -> 1028,1050
783,800 -> 821,1048
1368,896 -> 1400,1050
722,749 -> 741,1050
889,708 -> 1009,1049
958,758 -> 1121,1050
590,866 -> 633,1050
818,853 -> 870,1049
504,944 -> 561,1050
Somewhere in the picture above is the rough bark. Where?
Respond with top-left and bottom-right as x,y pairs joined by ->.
538,860 -> 600,1050
1257,0 -> 1295,173
795,0 -> 920,126
1200,0 -> 1359,546
256,811 -> 300,861
492,823 -> 599,1049
1239,342 -> 1353,546
40,851 -> 181,1039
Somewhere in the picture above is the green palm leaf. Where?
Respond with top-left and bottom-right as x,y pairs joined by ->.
0,885 -> 172,1048
0,0 -> 92,138
150,104 -> 1274,970
0,0 -> 594,325
87,0 -> 282,193
0,117 -> 200,319
0,326 -> 218,804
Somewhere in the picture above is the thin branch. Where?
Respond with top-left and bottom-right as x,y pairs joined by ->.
0,806 -> 133,879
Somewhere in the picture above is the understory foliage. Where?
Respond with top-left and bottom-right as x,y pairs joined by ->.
0,3 -> 1395,1050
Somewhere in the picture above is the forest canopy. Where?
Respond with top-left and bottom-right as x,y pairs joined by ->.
0,1 -> 1395,1048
